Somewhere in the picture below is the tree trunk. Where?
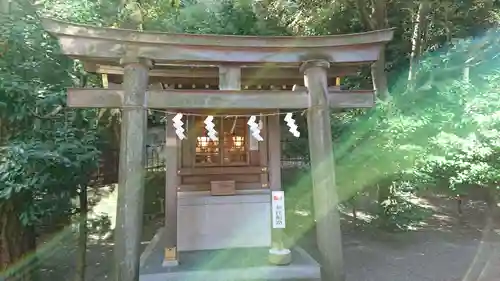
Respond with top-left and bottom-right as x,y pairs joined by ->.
370,0 -> 391,216
354,0 -> 392,224
369,0 -> 392,227
75,186 -> 88,281
485,189 -> 498,223
408,0 -> 430,87
371,50 -> 389,100
376,182 -> 391,228
0,117 -> 4,145
419,15 -> 429,56
355,0 -> 390,100
0,201 -> 38,281
371,0 -> 390,100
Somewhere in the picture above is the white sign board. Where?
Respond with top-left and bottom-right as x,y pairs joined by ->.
271,191 -> 286,229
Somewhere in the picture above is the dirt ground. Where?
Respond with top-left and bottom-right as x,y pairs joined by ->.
36,188 -> 500,281
340,195 -> 500,281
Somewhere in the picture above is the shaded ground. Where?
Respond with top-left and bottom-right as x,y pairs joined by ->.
37,189 -> 500,281
339,194 -> 500,281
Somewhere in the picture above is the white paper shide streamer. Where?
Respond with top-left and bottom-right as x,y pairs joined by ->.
284,113 -> 300,137
204,115 -> 218,141
172,113 -> 186,140
247,115 -> 263,141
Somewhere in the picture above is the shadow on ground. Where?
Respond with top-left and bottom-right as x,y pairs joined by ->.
37,186 -> 500,281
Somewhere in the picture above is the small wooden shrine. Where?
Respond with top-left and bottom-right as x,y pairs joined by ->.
42,18 -> 393,281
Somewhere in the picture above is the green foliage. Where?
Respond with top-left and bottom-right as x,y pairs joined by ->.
281,167 -> 314,243
86,214 -> 112,239
375,181 -> 432,231
143,171 -> 166,215
40,0 -> 122,25
0,2 -> 100,226
40,0 -> 290,35
333,33 -> 500,229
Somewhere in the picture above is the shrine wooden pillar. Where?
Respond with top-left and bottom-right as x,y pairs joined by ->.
301,60 -> 345,281
113,56 -> 152,281
163,111 -> 180,266
267,113 -> 292,264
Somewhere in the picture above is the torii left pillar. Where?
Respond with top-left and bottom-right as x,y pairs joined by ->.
113,56 -> 152,281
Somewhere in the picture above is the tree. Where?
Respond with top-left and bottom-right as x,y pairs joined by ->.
0,2 -> 100,280
408,0 -> 431,87
354,0 -> 390,100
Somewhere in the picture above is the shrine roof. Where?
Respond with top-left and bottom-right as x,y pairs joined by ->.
42,18 -> 394,67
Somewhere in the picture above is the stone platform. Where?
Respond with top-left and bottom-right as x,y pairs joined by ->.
139,246 -> 320,281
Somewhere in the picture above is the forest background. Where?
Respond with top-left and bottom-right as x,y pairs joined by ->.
0,0 -> 499,280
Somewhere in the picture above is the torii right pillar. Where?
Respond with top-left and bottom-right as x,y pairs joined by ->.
301,60 -> 345,281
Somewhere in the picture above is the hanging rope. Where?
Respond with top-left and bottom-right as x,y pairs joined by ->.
147,107 -> 312,117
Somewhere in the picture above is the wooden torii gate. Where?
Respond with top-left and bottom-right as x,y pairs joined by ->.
42,18 -> 393,281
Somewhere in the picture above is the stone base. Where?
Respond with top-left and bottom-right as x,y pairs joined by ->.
140,247 -> 320,281
162,259 -> 179,267
178,191 -> 272,251
268,248 -> 292,265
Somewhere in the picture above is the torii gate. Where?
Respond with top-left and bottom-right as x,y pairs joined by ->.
42,18 -> 393,281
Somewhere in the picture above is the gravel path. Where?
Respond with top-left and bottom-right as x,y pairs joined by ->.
37,190 -> 500,281
342,229 -> 500,281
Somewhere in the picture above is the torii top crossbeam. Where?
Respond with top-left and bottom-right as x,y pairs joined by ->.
42,18 -> 394,110
42,18 -> 393,66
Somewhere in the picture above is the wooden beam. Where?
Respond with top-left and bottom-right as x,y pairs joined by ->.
85,64 -> 362,79
302,60 -> 344,281
107,76 -> 311,90
43,18 -> 394,65
295,86 -> 375,108
66,89 -> 375,109
219,65 -> 241,90
179,182 -> 261,192
43,18 -> 394,48
105,76 -> 308,91
178,166 -> 264,175
62,41 -> 384,65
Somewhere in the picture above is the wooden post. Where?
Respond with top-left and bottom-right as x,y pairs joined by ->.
267,113 -> 292,265
301,60 -> 345,281
113,57 -> 152,281
219,65 -> 241,90
259,116 -> 269,188
163,112 -> 180,266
